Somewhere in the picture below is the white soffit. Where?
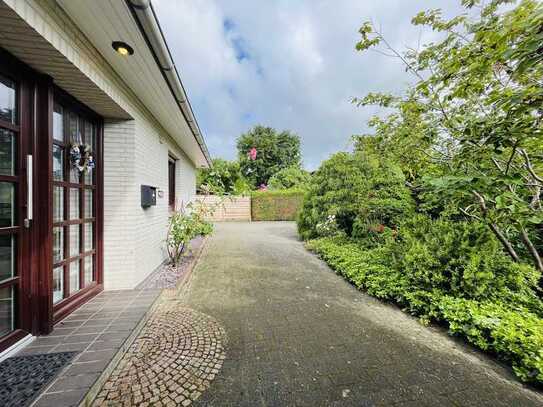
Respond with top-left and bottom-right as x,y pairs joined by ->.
57,0 -> 207,167
0,1 -> 130,119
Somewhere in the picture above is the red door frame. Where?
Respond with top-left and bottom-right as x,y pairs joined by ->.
0,48 -> 104,352
0,48 -> 34,351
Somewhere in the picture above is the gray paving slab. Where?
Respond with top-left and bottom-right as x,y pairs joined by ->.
184,222 -> 543,407
14,288 -> 161,407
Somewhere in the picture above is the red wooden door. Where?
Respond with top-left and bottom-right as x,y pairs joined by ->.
0,60 -> 33,350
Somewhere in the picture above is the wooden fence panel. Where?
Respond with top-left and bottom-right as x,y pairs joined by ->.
195,195 -> 251,222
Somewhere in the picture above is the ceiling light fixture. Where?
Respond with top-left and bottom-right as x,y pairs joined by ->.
112,41 -> 134,56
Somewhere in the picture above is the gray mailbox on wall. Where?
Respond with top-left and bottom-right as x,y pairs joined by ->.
141,185 -> 157,208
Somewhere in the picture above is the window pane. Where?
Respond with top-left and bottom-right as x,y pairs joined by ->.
0,182 -> 14,227
69,224 -> 80,257
69,112 -> 80,143
69,188 -> 80,220
83,121 -> 95,185
70,167 -> 80,184
53,145 -> 64,181
0,286 -> 14,337
84,222 -> 93,252
84,121 -> 95,149
69,261 -> 80,294
83,168 -> 93,185
53,103 -> 64,142
0,75 -> 16,124
0,129 -> 15,176
0,235 -> 14,282
53,187 -> 64,222
84,255 -> 93,286
53,266 -> 63,304
53,227 -> 64,263
84,190 -> 93,218
69,113 -> 80,183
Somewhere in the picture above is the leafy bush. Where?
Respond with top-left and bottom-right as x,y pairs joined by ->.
197,158 -> 248,195
297,152 -> 365,240
439,298 -> 543,383
297,148 -> 414,240
166,204 -> 213,265
268,166 -> 311,190
307,234 -> 543,384
251,189 -> 304,221
394,215 -> 541,305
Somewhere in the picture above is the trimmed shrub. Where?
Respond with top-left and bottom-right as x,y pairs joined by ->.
393,215 -> 541,306
297,150 -> 414,241
306,233 -> 543,385
251,190 -> 304,221
268,166 -> 311,190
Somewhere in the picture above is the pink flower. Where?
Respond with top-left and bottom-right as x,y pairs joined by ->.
258,184 -> 268,191
248,147 -> 257,161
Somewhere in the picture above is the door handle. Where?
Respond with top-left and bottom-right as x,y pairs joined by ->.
25,154 -> 33,228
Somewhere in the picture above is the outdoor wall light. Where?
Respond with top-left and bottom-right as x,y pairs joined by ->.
112,41 -> 134,56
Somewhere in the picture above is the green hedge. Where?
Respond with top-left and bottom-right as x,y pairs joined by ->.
307,236 -> 543,385
251,190 -> 304,221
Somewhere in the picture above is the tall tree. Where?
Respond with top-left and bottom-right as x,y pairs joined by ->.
354,0 -> 543,271
237,125 -> 301,188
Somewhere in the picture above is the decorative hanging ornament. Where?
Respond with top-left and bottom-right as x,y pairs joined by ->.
70,142 -> 95,174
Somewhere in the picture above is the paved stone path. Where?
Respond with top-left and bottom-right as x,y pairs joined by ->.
93,303 -> 226,406
16,289 -> 160,407
180,222 -> 543,406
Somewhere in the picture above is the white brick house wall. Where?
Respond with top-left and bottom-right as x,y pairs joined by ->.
175,151 -> 197,210
5,0 -> 200,290
103,119 -> 137,289
132,118 -> 196,287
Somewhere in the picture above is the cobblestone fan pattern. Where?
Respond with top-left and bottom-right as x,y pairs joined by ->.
93,303 -> 226,406
184,222 -> 543,407
0,352 -> 77,407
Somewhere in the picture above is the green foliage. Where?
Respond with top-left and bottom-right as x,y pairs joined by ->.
354,0 -> 543,272
307,233 -> 543,384
394,215 -> 541,305
297,0 -> 543,386
197,158 -> 248,195
297,152 -> 365,240
166,204 -> 213,265
297,144 -> 414,241
237,125 -> 301,188
439,297 -> 543,383
268,166 -> 311,190
251,189 -> 304,221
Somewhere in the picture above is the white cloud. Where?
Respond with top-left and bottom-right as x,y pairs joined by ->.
153,0 -> 468,170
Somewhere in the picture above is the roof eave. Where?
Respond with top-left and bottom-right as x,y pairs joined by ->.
126,0 -> 211,168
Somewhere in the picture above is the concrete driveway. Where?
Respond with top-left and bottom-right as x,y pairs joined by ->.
182,222 -> 542,406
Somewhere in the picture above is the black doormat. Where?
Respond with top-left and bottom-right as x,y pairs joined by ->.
0,351 -> 78,407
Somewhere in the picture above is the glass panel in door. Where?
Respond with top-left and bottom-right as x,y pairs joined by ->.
0,72 -> 20,342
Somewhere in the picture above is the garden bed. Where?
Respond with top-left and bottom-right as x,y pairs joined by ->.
307,236 -> 543,386
137,236 -> 206,290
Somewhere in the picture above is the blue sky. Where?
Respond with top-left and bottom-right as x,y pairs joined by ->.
154,0 -> 467,170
